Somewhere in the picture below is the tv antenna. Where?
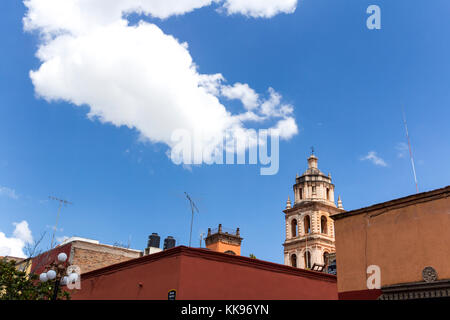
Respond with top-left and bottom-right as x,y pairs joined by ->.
184,192 -> 199,247
49,196 -> 73,249
402,106 -> 419,193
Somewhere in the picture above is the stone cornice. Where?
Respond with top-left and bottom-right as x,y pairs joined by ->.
284,201 -> 344,215
283,236 -> 335,248
204,233 -> 242,246
379,279 -> 450,300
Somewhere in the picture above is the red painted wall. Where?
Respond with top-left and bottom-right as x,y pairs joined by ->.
74,254 -> 181,300
338,289 -> 382,300
31,243 -> 72,275
73,247 -> 337,300
177,254 -> 337,300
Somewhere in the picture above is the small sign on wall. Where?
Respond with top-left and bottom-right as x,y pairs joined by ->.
168,289 -> 177,300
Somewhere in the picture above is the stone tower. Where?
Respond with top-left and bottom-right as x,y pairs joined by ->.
205,224 -> 243,255
283,153 -> 345,269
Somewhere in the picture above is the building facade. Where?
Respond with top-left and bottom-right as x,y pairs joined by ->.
283,154 -> 345,270
31,237 -> 142,275
73,246 -> 338,300
332,186 -> 450,300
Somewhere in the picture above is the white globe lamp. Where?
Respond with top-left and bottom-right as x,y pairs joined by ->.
47,269 -> 57,280
39,272 -> 48,282
57,252 -> 68,263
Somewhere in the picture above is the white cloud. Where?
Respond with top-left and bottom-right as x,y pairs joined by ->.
231,87 -> 294,124
271,117 -> 298,140
221,0 -> 297,18
221,83 -> 259,110
24,0 -> 299,165
13,221 -> 33,244
23,0 -> 220,35
0,186 -> 19,200
0,221 -> 33,258
260,88 -> 294,117
23,0 -> 297,37
360,151 -> 388,167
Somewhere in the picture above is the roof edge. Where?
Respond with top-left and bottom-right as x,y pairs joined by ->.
80,246 -> 336,283
331,185 -> 450,221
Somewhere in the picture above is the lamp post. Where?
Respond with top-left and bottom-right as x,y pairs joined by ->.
39,252 -> 74,300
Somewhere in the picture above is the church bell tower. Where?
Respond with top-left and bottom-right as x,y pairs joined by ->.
283,152 -> 345,270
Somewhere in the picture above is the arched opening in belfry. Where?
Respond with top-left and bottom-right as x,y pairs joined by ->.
304,215 -> 311,234
326,188 -> 330,200
291,254 -> 297,268
321,216 -> 328,234
291,219 -> 297,237
299,188 -> 303,200
304,251 -> 311,269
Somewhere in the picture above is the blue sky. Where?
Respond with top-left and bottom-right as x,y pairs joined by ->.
0,0 -> 449,263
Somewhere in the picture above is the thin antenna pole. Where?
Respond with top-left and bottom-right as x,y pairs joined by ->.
49,196 -> 73,249
189,203 -> 194,247
50,201 -> 62,249
184,192 -> 199,247
402,106 -> 419,193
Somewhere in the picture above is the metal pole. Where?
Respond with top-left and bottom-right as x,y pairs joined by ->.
189,203 -> 194,247
185,192 -> 199,247
402,106 -> 419,193
50,201 -> 62,249
52,278 -> 60,300
49,197 -> 72,249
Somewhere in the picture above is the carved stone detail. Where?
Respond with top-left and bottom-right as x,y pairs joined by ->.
422,266 -> 438,283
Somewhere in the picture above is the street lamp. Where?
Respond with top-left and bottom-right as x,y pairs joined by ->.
39,272 -> 48,282
57,252 -> 67,263
39,252 -> 77,300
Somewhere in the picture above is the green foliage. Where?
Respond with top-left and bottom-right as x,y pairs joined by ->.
0,258 -> 70,300
249,253 -> 256,259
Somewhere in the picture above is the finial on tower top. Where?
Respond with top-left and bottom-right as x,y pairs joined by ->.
286,196 -> 292,209
338,196 -> 344,209
307,152 -> 318,169
311,146 -> 315,155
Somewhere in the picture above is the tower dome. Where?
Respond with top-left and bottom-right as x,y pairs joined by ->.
293,154 -> 336,207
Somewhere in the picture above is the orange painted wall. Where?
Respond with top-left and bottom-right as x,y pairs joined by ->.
334,193 -> 450,294
206,241 -> 241,255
